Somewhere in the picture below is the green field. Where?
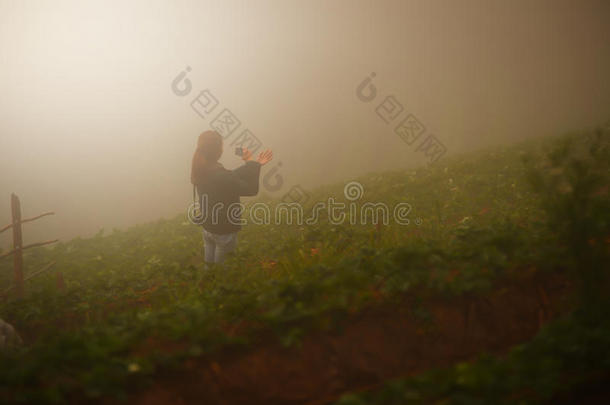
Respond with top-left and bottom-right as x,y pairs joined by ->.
1,130 -> 608,404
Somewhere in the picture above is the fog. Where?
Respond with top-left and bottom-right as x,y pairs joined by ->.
1,0 -> 609,247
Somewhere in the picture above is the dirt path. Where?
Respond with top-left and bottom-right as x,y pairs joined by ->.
108,273 -> 572,405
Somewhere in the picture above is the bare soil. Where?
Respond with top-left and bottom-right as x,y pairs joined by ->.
109,272 -> 573,405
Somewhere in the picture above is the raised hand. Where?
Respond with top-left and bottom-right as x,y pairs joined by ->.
256,149 -> 273,166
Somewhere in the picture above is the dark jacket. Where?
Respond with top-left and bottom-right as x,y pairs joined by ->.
194,161 -> 262,234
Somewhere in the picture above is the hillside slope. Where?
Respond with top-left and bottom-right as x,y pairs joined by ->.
0,131 -> 608,404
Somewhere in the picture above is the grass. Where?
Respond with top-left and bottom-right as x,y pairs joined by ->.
0,129 -> 608,403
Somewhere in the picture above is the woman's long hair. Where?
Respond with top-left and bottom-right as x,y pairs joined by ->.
191,130 -> 223,185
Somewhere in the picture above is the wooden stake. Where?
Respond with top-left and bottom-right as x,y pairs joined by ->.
11,194 -> 24,299
0,239 -> 59,260
0,211 -> 55,234
0,261 -> 56,297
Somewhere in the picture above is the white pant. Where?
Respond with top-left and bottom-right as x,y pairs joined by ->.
202,229 -> 238,264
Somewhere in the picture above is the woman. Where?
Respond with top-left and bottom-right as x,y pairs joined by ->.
191,130 -> 273,265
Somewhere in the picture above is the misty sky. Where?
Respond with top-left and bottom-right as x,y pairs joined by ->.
1,0 -> 609,247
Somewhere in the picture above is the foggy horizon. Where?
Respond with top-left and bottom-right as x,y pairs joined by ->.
1,0 -> 609,248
